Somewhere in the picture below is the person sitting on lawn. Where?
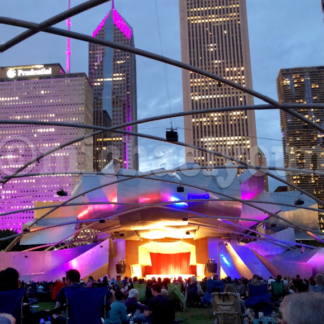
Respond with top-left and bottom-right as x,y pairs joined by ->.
309,274 -> 324,294
106,290 -> 129,324
125,289 -> 149,322
145,284 -> 172,324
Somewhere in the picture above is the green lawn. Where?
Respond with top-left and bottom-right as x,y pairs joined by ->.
176,308 -> 214,324
38,302 -> 214,324
38,302 -> 55,311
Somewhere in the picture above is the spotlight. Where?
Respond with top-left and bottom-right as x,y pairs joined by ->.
57,189 -> 68,197
217,82 -> 222,87
99,219 -> 106,224
182,217 -> 188,221
185,231 -> 190,235
166,129 -> 178,142
294,198 -> 304,206
120,233 -> 125,237
177,186 -> 184,193
23,228 -> 30,233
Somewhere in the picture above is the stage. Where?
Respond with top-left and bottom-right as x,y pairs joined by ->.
145,274 -> 193,280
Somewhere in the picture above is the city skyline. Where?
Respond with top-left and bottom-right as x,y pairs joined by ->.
0,0 -> 323,191
277,65 -> 324,229
179,0 -> 257,168
89,0 -> 138,171
0,63 -> 93,232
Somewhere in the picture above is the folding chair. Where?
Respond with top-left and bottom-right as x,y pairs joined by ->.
133,283 -> 146,303
245,284 -> 272,318
0,288 -> 26,324
201,280 -> 225,306
211,292 -> 243,324
64,287 -> 107,324
271,282 -> 284,299
186,283 -> 201,308
167,283 -> 186,311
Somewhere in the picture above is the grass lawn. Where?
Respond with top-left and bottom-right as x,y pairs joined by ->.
37,302 -> 55,311
38,302 -> 214,324
176,308 -> 214,324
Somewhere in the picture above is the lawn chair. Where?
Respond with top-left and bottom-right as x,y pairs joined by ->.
211,292 -> 243,324
201,280 -> 225,305
168,283 -> 186,311
64,287 -> 107,324
133,283 -> 146,303
0,288 -> 26,324
245,284 -> 272,318
186,283 -> 201,308
271,282 -> 284,299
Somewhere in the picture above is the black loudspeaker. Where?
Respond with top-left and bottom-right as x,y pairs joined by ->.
206,260 -> 217,274
166,130 -> 178,142
116,261 -> 126,275
177,186 -> 184,192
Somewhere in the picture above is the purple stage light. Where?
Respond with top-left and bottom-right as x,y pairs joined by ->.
187,193 -> 210,200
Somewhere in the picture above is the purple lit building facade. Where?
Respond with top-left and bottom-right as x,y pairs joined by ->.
0,64 -> 93,233
89,1 -> 138,171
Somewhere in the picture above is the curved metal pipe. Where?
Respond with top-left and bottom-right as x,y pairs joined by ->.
4,173 -> 322,249
1,121 -> 323,208
0,17 -> 323,134
0,196 -> 322,219
0,0 -> 111,52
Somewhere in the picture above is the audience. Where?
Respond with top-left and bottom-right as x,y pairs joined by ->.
106,290 -> 129,324
86,276 -> 95,287
309,274 -> 324,293
124,288 -> 148,321
146,284 -> 172,324
224,285 -> 245,314
3,265 -> 324,323
51,279 -> 65,301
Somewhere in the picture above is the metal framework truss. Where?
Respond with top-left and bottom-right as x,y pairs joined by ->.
0,0 -> 324,250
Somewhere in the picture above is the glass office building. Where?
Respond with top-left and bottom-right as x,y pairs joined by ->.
0,63 -> 93,232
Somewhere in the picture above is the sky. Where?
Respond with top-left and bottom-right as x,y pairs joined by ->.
0,0 -> 323,191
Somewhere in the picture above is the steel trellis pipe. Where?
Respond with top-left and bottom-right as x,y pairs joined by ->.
1,117 -> 324,208
0,196 -> 322,219
0,0 -> 111,53
0,17 -> 323,133
4,173 -> 323,247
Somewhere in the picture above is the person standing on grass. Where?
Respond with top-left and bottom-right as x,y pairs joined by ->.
145,284 -> 172,324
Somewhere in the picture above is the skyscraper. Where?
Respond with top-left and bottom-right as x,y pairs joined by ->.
277,66 -> 324,230
179,0 -> 257,167
89,1 -> 138,172
0,63 -> 93,233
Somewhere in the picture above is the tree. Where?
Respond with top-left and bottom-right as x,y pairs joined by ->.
0,229 -> 18,251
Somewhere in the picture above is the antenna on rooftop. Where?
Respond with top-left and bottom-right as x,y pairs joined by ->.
66,0 -> 72,73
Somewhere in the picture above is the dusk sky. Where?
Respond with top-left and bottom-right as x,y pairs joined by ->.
1,0 -> 323,191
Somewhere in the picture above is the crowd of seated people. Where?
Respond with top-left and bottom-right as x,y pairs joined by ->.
2,268 -> 324,324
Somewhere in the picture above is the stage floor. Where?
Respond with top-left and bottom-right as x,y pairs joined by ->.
145,274 -> 193,280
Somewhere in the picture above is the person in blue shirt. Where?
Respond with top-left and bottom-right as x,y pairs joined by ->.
106,290 -> 129,324
52,269 -> 82,324
309,274 -> 324,294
